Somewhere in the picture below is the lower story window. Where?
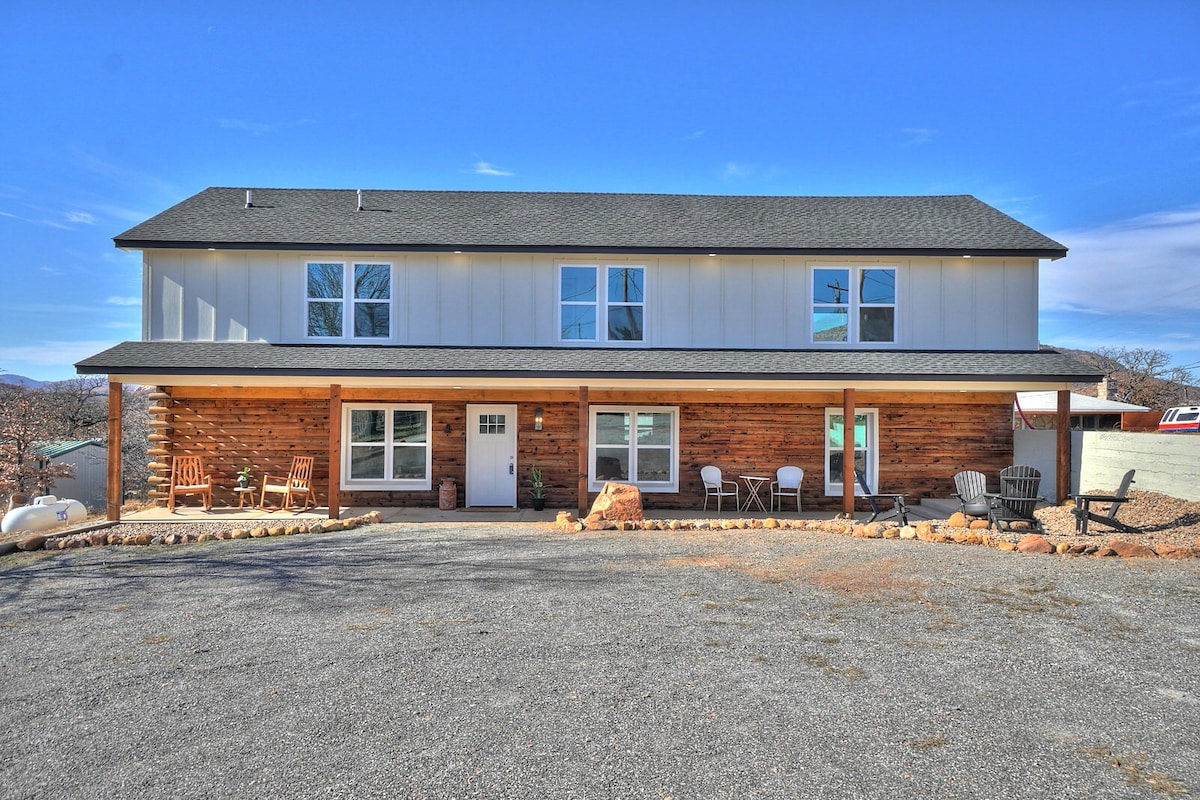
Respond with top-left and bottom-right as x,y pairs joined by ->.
824,408 -> 878,495
342,403 -> 432,490
590,406 -> 678,492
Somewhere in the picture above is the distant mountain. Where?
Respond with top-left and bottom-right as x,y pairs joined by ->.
0,373 -> 47,388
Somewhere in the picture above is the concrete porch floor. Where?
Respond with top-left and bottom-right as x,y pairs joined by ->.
120,500 -> 948,525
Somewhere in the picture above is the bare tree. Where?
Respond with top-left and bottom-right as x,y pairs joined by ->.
0,385 -> 75,498
1089,347 -> 1198,408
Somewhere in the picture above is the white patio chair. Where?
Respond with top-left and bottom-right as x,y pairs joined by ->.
700,465 -> 739,512
770,466 -> 804,512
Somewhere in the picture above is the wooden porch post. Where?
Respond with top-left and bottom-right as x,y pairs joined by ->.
327,384 -> 342,519
106,381 -> 122,521
1056,388 -> 1071,504
842,388 -> 856,516
577,386 -> 589,517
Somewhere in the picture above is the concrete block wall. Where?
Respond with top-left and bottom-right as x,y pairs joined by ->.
1015,430 -> 1199,502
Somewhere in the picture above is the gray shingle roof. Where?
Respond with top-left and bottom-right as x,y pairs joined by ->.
77,342 -> 1101,383
114,188 -> 1067,257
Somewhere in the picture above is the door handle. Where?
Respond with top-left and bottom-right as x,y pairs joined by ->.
509,463 -> 515,475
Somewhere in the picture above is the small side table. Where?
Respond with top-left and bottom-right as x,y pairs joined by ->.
233,486 -> 256,510
739,475 -> 771,513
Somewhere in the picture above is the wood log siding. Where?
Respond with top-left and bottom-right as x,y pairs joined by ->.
152,387 -> 1014,511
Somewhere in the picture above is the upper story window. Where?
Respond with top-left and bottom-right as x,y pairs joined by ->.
307,262 -> 391,340
560,265 -> 645,342
812,267 -> 896,344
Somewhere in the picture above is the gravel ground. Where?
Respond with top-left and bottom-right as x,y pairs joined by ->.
2,522 -> 1199,799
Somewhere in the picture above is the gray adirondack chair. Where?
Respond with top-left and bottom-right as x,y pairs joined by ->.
854,469 -> 908,526
989,465 -> 1044,533
1070,469 -> 1138,535
953,470 -> 991,518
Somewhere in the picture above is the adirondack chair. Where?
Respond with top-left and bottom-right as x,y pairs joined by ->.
989,465 -> 1044,533
259,456 -> 316,512
953,470 -> 991,518
1070,469 -> 1138,535
854,469 -> 908,526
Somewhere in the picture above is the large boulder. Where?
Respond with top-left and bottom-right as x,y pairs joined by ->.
584,482 -> 644,524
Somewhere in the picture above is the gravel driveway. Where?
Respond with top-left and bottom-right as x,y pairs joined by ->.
2,523 -> 1198,799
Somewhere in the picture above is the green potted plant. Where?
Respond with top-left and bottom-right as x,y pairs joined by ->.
236,466 -> 253,489
528,466 -> 547,511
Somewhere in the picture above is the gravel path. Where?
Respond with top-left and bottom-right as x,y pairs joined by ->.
2,523 -> 1198,799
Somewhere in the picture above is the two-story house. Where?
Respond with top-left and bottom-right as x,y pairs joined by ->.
77,188 -> 1098,518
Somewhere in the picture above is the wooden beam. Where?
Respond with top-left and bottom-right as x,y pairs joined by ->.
328,384 -> 342,519
1056,388 -> 1071,503
842,388 -> 856,515
577,386 -> 589,517
107,382 -> 123,521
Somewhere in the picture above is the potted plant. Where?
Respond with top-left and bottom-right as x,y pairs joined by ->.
528,466 -> 547,511
236,466 -> 253,489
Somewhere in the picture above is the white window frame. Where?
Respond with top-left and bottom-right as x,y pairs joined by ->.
811,266 -> 897,345
588,405 -> 678,492
306,261 -> 393,341
341,403 -> 432,491
823,408 -> 879,496
558,264 -> 646,343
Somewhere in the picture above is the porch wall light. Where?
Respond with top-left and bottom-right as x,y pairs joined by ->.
534,408 -> 544,431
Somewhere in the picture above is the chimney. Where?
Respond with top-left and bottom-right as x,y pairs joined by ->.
1097,376 -> 1109,400
245,189 -> 254,208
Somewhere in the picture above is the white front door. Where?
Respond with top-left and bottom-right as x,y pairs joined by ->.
466,404 -> 518,507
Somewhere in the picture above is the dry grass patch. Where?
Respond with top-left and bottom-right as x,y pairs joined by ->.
1079,744 -> 1191,797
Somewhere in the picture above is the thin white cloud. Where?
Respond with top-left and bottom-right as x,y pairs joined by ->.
722,161 -> 752,179
216,117 -> 315,135
1043,207 -> 1200,316
683,130 -> 705,141
0,339 -> 120,367
64,210 -> 97,225
105,296 -> 141,306
469,161 -> 515,177
1040,206 -> 1200,365
901,127 -> 935,146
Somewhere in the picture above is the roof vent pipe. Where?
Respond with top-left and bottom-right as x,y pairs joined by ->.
357,189 -> 364,212
245,189 -> 254,208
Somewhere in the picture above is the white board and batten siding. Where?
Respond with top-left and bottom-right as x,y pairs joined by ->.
144,250 -> 1042,351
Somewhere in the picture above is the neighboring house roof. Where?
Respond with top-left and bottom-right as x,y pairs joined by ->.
32,440 -> 105,459
113,188 -> 1068,258
77,342 -> 1101,384
1015,391 -> 1150,414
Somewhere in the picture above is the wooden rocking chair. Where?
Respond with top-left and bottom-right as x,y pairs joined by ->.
167,455 -> 213,512
258,456 -> 316,512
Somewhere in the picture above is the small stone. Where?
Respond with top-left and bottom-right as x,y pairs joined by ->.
267,526 -> 286,537
898,525 -> 917,540
996,540 -> 1018,552
882,526 -> 900,539
321,519 -> 343,532
947,512 -> 968,528
231,528 -> 250,540
1016,534 -> 1054,554
17,534 -> 47,551
89,531 -> 109,547
250,527 -> 269,538
763,518 -> 779,529
968,520 -> 990,530
1154,544 -> 1200,559
196,533 -> 214,543
1106,539 -> 1158,559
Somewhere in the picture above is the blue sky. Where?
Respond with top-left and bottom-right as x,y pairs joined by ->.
2,1 -> 1198,382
